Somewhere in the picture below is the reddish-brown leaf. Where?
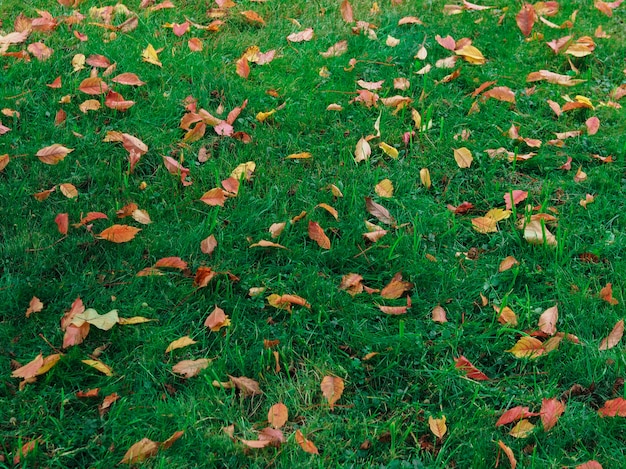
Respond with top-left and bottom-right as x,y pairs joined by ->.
11,354 -> 44,379
229,375 -> 263,396
172,21 -> 190,36
598,397 -> 626,417
120,438 -> 159,464
496,406 -> 539,426
199,188 -> 226,206
36,144 -> 73,164
340,0 -> 354,22
47,76 -> 62,88
97,225 -> 140,243
201,235 -> 218,255
516,3 -> 537,37
240,10 -> 265,25
497,440 -> 517,469
295,430 -> 319,455
268,402 -> 289,429
112,72 -> 146,86
483,86 -> 516,103
599,319 -> 624,350
161,430 -> 184,450
308,221 -> 331,249
172,358 -> 210,378
287,28 -> 314,43
381,273 -> 413,299
599,283 -> 619,305
79,76 -> 109,95
538,305 -> 558,336
194,266 -> 216,288
508,336 -> 544,359
204,305 -> 230,331
55,213 -> 69,235
25,296 -> 44,318
321,375 -> 344,410
540,398 -> 565,431
454,356 -> 490,381
154,257 -> 187,270
576,462 -> 603,469
365,197 -> 395,225
104,90 -> 135,111
378,304 -> 409,315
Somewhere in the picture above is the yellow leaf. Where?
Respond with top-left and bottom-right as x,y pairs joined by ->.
142,43 -> 162,67
420,168 -> 431,189
72,308 -> 119,330
118,316 -> 157,325
508,336 -> 544,359
355,137 -> 371,163
509,419 -> 535,438
82,359 -> 113,376
375,179 -> 394,198
411,109 -> 421,129
379,142 -> 398,159
59,183 -> 78,198
455,45 -> 486,64
230,161 -> 256,181
286,152 -> 312,159
471,216 -> 497,233
316,203 -> 339,220
428,415 -> 448,438
165,336 -> 197,353
485,208 -> 511,222
453,147 -> 473,168
256,109 -> 276,122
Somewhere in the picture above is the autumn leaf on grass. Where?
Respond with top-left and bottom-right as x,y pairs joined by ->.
540,398 -> 565,431
321,375 -> 344,410
268,403 -> 289,428
339,273 -> 364,296
316,203 -> 339,220
36,144 -> 73,165
455,45 -> 485,65
508,336 -> 544,359
97,225 -> 141,243
381,273 -> 413,299
503,190 -> 527,210
499,256 -> 519,272
230,161 -> 256,181
599,319 -> 624,350
99,392 -> 120,416
598,397 -> 626,417
72,308 -> 119,330
229,375 -> 263,396
120,438 -> 159,464
55,213 -> 69,235
599,283 -> 619,305
199,188 -> 227,207
165,336 -> 197,353
204,306 -> 231,331
25,296 -> 44,318
308,221 -> 331,249
365,197 -> 395,226
287,28 -> 314,43
105,90 -> 135,111
12,438 -> 42,465
496,406 -> 539,426
286,152 -> 312,160
522,220 -> 557,247
201,235 -> 218,255
340,0 -> 354,22
240,10 -> 265,25
295,430 -> 319,455
142,43 -> 162,67
112,72 -> 146,86
163,156 -> 192,186
428,415 -> 447,438
11,354 -> 44,380
379,142 -> 399,159
154,257 -> 188,271
526,70 -> 586,86
355,137 -> 371,163
0,154 -> 9,171
172,358 -> 210,378
194,266 -> 217,288
516,3 -> 537,37
454,356 -> 490,381
320,40 -> 348,58
538,305 -> 558,336
509,419 -> 535,438
82,359 -> 113,376
375,179 -> 394,198
497,440 -> 517,469
79,77 -> 109,95
472,208 -> 511,234
453,147 -> 473,168
267,294 -> 311,312
250,239 -> 288,249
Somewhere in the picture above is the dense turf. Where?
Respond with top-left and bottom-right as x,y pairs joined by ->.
1,0 -> 625,467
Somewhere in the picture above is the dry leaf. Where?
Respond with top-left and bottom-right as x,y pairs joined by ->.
454,356 -> 490,381
497,440 -> 517,469
308,221 -> 331,249
36,144 -> 73,165
540,398 -> 565,431
165,336 -> 197,353
381,273 -> 413,299
375,179 -> 394,198
509,419 -> 535,438
55,213 -> 69,235
201,235 -> 218,254
538,305 -> 558,336
599,319 -> 624,350
72,308 -> 119,330
598,397 -> 626,417
523,220 -> 557,246
204,306 -> 231,331
498,256 -> 519,272
82,359 -> 113,376
599,283 -> 619,305
295,430 -> 319,454
268,403 -> 288,428
379,142 -> 399,158
97,225 -> 141,243
172,358 -> 210,378
120,438 -> 159,464
321,375 -> 344,410
25,297 -> 44,318
340,0 -> 354,22
355,137 -> 371,163
453,147 -> 473,168
428,415 -> 447,438
287,28 -> 314,43
516,3 -> 537,37
365,197 -> 395,225
229,375 -> 263,396
11,354 -> 44,379
496,406 -> 539,426
508,336 -> 544,359
432,305 -> 448,323
142,43 -> 162,67
79,77 -> 109,95
420,168 -> 431,189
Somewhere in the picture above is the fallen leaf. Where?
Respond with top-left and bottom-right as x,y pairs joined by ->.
112,72 -> 146,86
523,220 -> 557,246
454,356 -> 490,381
428,415 -> 447,438
295,430 -> 319,454
229,375 -> 262,396
36,144 -> 73,165
82,359 -> 113,376
381,273 -> 413,299
599,283 -> 619,305
287,28 -> 314,43
379,142 -> 399,159
240,10 -> 265,25
598,397 -> 626,417
142,43 -> 162,67
154,257 -> 187,270
516,3 -> 537,37
201,235 -> 218,254
161,430 -> 184,450
55,213 -> 69,235
497,440 -> 517,469
165,336 -> 197,353
455,45 -> 486,64
308,221 -> 331,249
599,319 -> 624,350
59,183 -> 78,198
72,308 -> 119,330
503,190 -> 527,210
355,137 -> 371,163
172,358 -> 210,378
286,152 -> 312,160
365,197 -> 395,225
509,419 -> 535,438
11,354 -> 44,379
508,336 -> 544,359
79,77 -> 109,95
375,179 -> 394,198
386,35 -> 400,47
268,402 -> 288,428
120,438 -> 159,464
540,398 -> 565,431
250,239 -> 288,249
499,256 -> 519,272
320,40 -> 348,58
340,0 -> 354,22
453,147 -> 473,168
538,305 -> 558,336
204,305 -> 231,331
432,305 -> 448,323
321,375 -> 344,410
97,225 -> 141,243
420,168 -> 431,188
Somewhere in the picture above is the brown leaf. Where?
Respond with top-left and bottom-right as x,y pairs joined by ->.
240,10 -> 265,25
340,0 -> 354,22
268,402 -> 288,428
63,323 -> 90,348
120,438 -> 159,464
453,147 -> 473,168
249,239 -> 288,249
97,225 -> 141,243
229,375 -> 263,396
599,319 -> 624,350
82,359 -> 113,376
378,304 -> 408,315
161,430 -> 184,450
381,273 -> 413,299
365,197 -> 395,225
11,354 -> 44,379
431,305 -> 448,323
516,3 -> 537,37
194,266 -> 216,288
454,356 -> 490,381
154,257 -> 187,270
79,77 -> 109,95
204,305 -> 230,331
308,221 -> 331,249
287,28 -> 314,43
483,86 -> 516,103
496,406 -> 539,426
112,72 -> 146,86
25,296 -> 44,318
538,305 -> 558,336
321,375 -> 344,410
598,397 -> 626,417
55,213 -> 69,235
428,415 -> 447,438
199,188 -> 227,206
320,40 -> 348,58
339,273 -> 364,296
98,392 -> 120,416
498,256 -> 519,272
599,283 -> 619,305
104,90 -> 135,111
295,430 -> 319,455
497,440 -> 517,469
354,137 -> 371,163
36,144 -> 73,164
172,358 -> 210,378
201,235 -> 218,255
316,203 -> 339,220
540,398 -> 565,431
507,336 -> 544,359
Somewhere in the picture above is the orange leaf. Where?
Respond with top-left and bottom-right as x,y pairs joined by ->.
59,183 -> 78,198
598,397 -> 626,417
538,305 -> 558,336
287,28 -> 314,43
339,273 -> 364,296
201,235 -> 218,255
454,355 -> 490,381
321,375 -> 344,410
268,402 -> 289,429
154,257 -> 188,270
97,225 -> 141,243
79,77 -> 109,95
11,354 -> 44,379
172,358 -> 210,378
25,296 -> 44,318
576,462 -> 603,469
104,90 -> 135,111
98,392 -> 120,416
498,256 -> 519,272
63,323 -> 90,348
540,398 -> 565,431
240,10 -> 265,25
0,153 -> 9,172
55,213 -> 69,235
599,283 -> 619,305
188,38 -> 203,51
36,144 -> 73,164
428,415 -> 447,438
599,319 -> 624,350
236,57 -> 250,79
229,375 -> 263,396
165,336 -> 197,353
204,305 -> 230,331
381,273 -> 413,299
250,239 -> 288,249
194,266 -> 216,288
497,440 -> 517,469
295,430 -> 319,454
483,86 -> 516,103
431,305 -> 447,323
379,304 -> 408,315
47,76 -> 62,88
112,72 -> 146,86
508,336 -> 544,359
308,221 -> 331,249
161,430 -> 184,450
516,3 -> 537,37
199,188 -> 227,206
340,0 -> 354,22
120,438 -> 159,464
496,406 -> 538,426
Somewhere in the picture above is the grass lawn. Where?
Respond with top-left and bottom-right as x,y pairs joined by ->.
1,0 -> 626,467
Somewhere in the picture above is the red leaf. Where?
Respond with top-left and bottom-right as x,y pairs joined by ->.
97,225 -> 141,243
598,397 -> 626,417
540,398 -> 565,431
308,221 -> 331,249
503,190 -> 528,210
154,257 -> 188,270
516,4 -> 537,37
599,283 -> 619,305
172,21 -> 190,36
86,54 -> 111,68
576,462 -> 603,469
104,90 -> 135,111
55,213 -> 69,235
79,77 -> 109,95
586,116 -> 600,135
454,356 -> 490,381
47,76 -> 62,88
496,406 -> 538,426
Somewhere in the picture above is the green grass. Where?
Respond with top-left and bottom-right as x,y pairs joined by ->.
1,0 -> 626,467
